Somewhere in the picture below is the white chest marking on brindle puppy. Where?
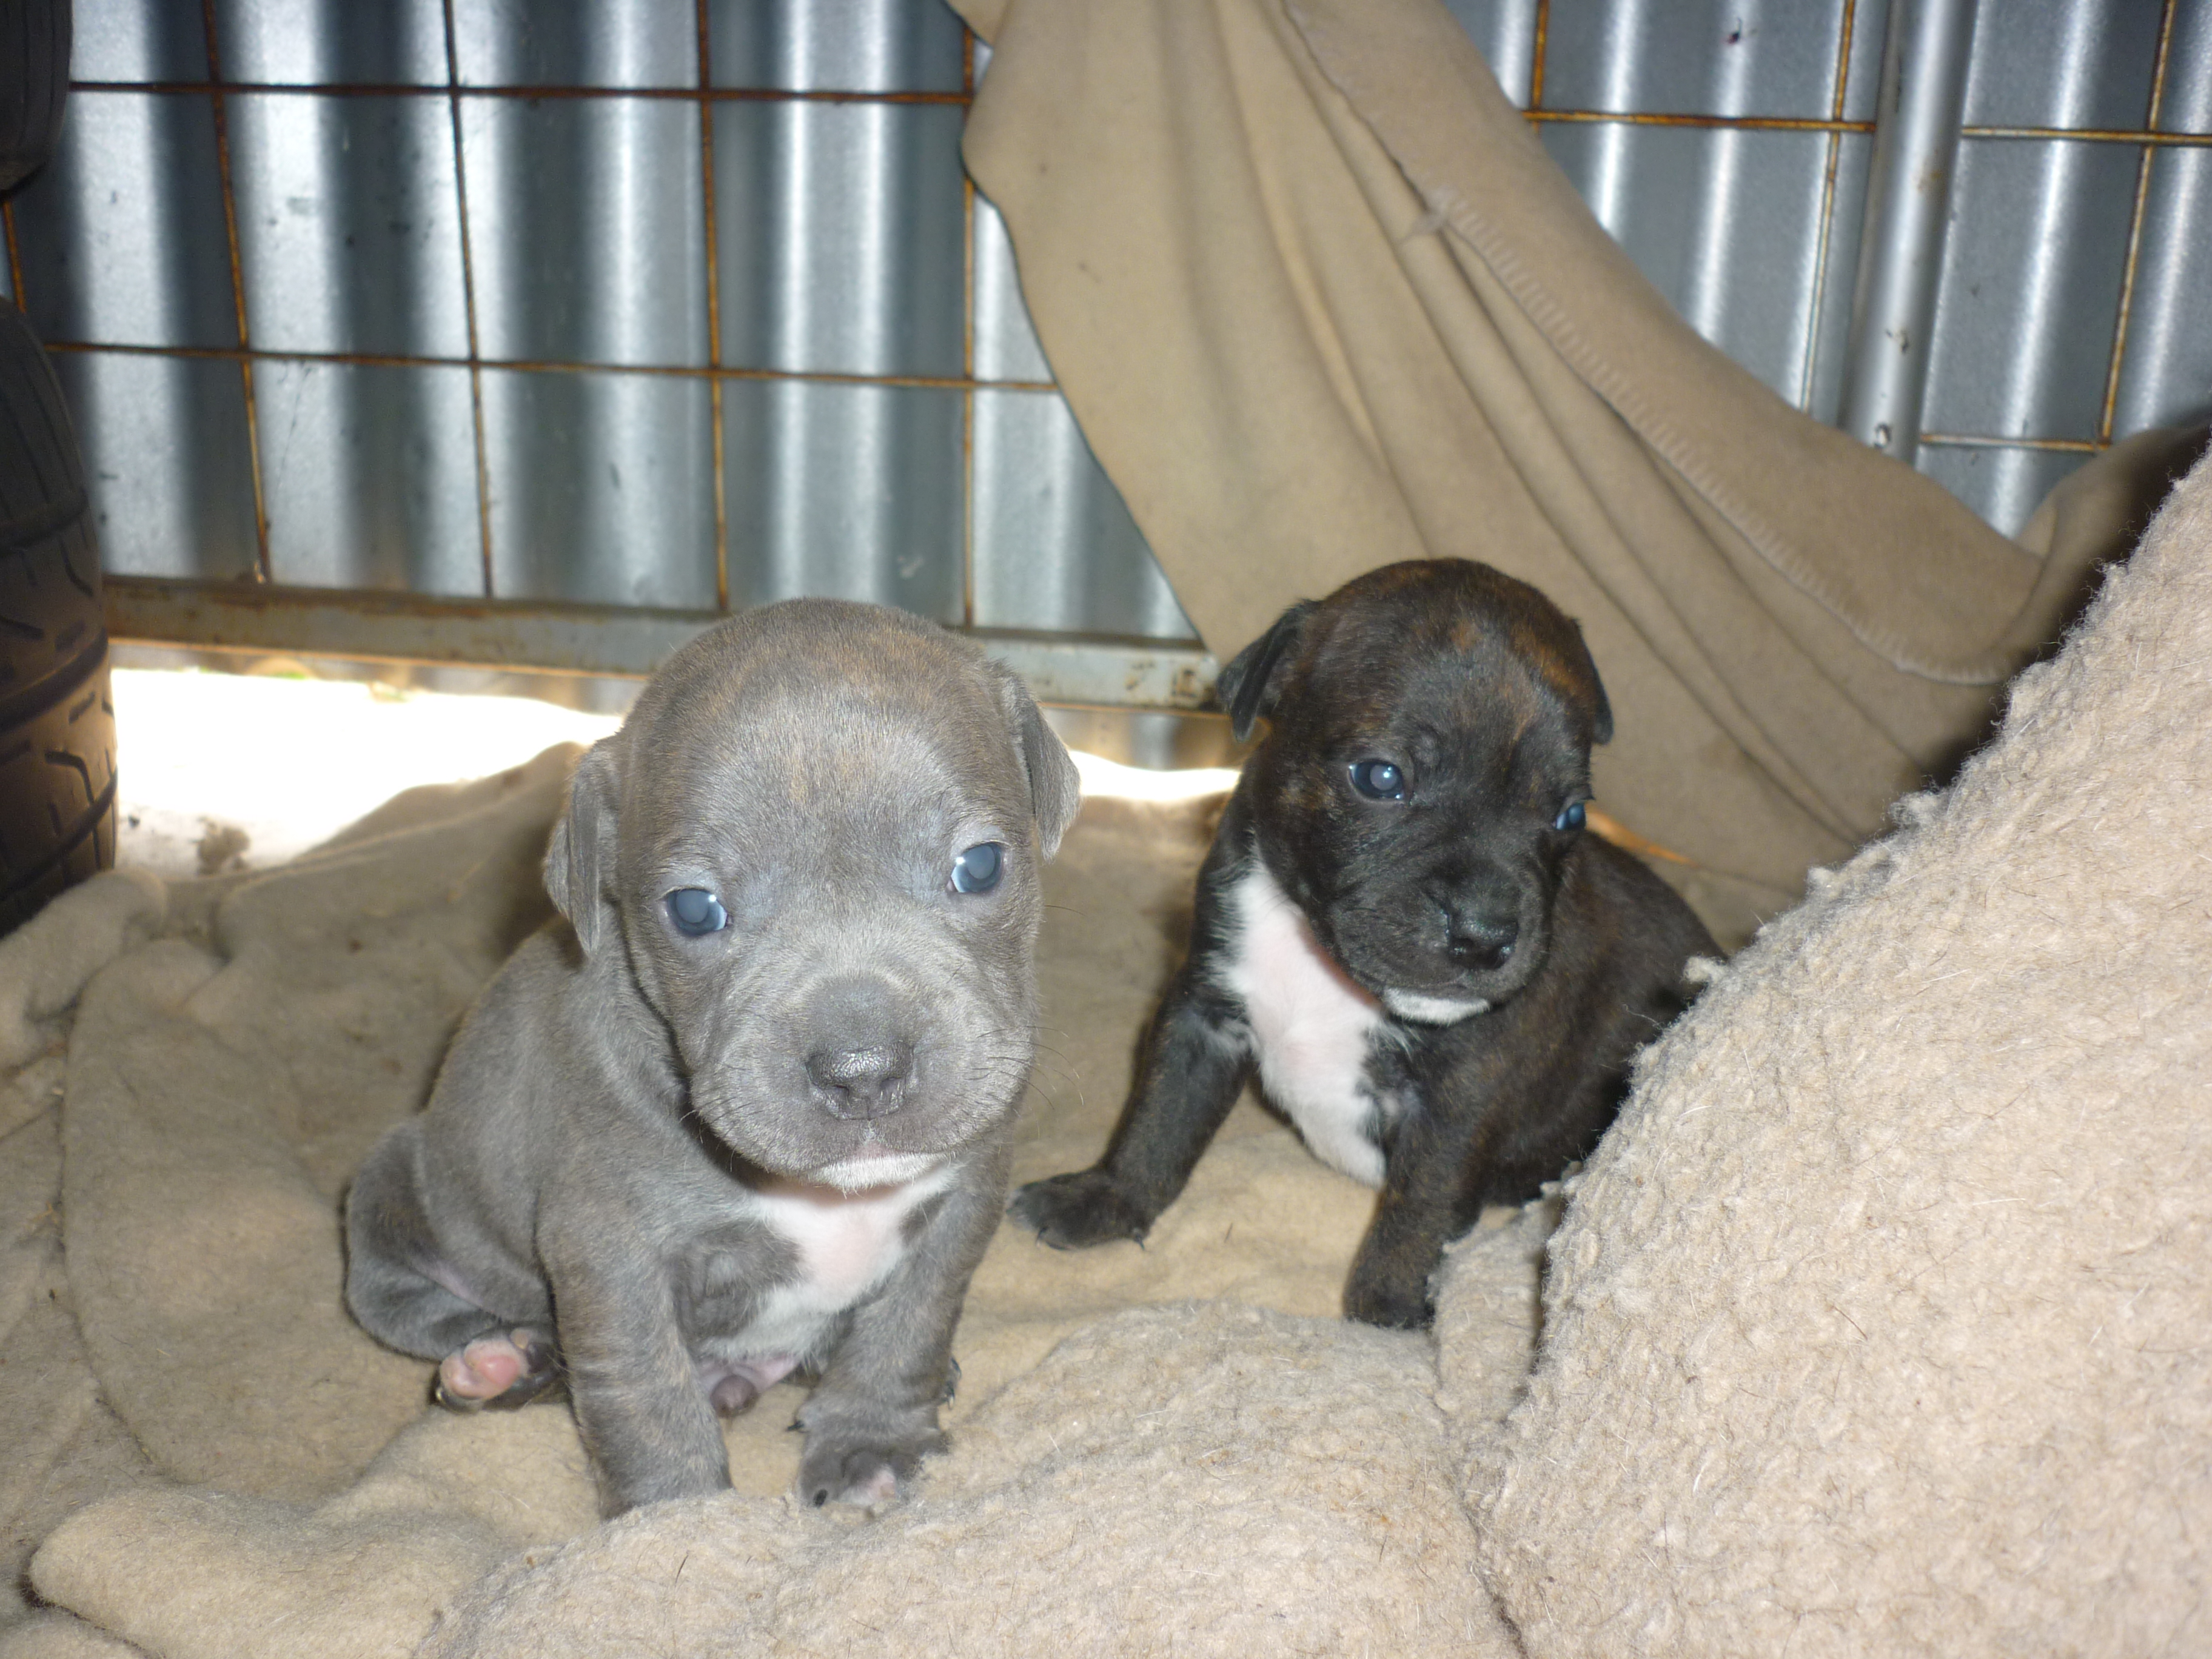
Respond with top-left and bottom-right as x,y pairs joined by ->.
1216,860 -> 1392,1187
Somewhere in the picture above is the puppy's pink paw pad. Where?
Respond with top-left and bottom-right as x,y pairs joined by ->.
851,1464 -> 900,1504
440,1338 -> 522,1398
435,1328 -> 559,1412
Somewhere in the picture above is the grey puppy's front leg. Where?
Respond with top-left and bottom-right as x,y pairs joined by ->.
548,1236 -> 732,1516
793,1155 -> 1006,1508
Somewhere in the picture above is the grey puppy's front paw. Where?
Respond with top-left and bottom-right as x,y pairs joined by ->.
796,1424 -> 948,1508
1008,1169 -> 1152,1249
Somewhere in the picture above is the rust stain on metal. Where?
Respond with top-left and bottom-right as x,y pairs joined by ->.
106,579 -> 1226,710
200,0 -> 273,583
440,0 -> 498,600
697,0 -> 732,614
2098,0 -> 2180,447
35,337 -> 1057,397
72,78 -> 974,108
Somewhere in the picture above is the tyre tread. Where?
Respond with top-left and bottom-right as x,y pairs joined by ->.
0,295 -> 118,934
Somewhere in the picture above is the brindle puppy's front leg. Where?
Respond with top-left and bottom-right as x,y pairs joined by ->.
794,1152 -> 1007,1507
1342,1097 -> 1489,1330
547,1233 -> 729,1517
1008,964 -> 1252,1248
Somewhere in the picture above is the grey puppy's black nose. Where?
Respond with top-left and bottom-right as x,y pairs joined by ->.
1444,907 -> 1519,971
806,1043 -> 914,1119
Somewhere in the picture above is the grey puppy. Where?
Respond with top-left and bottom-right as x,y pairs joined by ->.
345,600 -> 1081,1516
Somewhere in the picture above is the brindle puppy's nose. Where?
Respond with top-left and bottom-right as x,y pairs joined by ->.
1444,907 -> 1519,971
806,1042 -> 914,1119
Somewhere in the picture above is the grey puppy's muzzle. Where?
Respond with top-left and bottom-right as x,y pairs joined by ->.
797,974 -> 916,1120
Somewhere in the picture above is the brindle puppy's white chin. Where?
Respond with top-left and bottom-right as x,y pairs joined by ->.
1381,990 -> 1492,1025
1380,987 -> 1504,1026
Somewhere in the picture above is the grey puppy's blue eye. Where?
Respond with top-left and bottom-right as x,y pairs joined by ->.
1554,800 -> 1587,833
1349,759 -> 1407,801
665,887 -> 729,935
951,842 -> 1004,894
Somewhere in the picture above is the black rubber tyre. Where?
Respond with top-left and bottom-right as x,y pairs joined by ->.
0,295 -> 115,935
0,0 -> 72,194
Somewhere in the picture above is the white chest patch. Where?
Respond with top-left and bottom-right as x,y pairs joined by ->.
726,1160 -> 957,1362
1215,861 -> 1390,1187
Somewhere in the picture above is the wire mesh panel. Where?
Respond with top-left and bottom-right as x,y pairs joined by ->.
1,0 -> 2205,677
1915,0 -> 2211,531
1,0 -> 1196,645
1454,0 -> 2210,536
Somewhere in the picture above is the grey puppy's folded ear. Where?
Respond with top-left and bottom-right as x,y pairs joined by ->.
544,737 -> 623,953
985,660 -> 1082,858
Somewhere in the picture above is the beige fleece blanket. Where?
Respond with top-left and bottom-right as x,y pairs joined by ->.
421,440 -> 2209,1658
8,449 -> 2204,1657
3,756 -> 1537,1656
953,0 -> 2197,945
1476,455 -> 2212,1655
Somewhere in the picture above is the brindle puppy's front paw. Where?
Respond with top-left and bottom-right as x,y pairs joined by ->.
795,1425 -> 948,1509
1008,1169 -> 1154,1249
1342,1273 -> 1435,1332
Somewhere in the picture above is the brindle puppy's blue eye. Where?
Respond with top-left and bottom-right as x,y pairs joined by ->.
1554,800 -> 1587,833
665,887 -> 728,936
951,842 -> 1004,895
1349,759 -> 1407,801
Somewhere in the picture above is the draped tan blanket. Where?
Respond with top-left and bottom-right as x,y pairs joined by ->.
954,0 -> 2189,942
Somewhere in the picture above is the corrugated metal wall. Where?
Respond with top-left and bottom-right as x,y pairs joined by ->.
2,0 -> 2207,680
1453,0 -> 2211,534
0,0 -> 1188,646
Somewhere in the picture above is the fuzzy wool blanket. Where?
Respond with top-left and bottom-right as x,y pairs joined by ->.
0,757 -> 1522,1657
3,450 -> 2208,1656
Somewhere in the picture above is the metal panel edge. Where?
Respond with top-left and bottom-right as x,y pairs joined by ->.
102,574 -> 1219,709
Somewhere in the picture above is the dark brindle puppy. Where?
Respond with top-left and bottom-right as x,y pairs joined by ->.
1011,558 -> 1716,1327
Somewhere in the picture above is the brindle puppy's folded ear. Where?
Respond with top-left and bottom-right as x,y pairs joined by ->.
984,660 -> 1083,858
1215,600 -> 1319,742
543,737 -> 623,954
1565,617 -> 1614,746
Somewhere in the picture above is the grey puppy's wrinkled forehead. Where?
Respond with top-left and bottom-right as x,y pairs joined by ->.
615,600 -> 1042,860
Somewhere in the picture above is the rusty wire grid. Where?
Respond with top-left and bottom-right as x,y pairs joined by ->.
1,7 -> 1045,617
1508,0 -> 2203,472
